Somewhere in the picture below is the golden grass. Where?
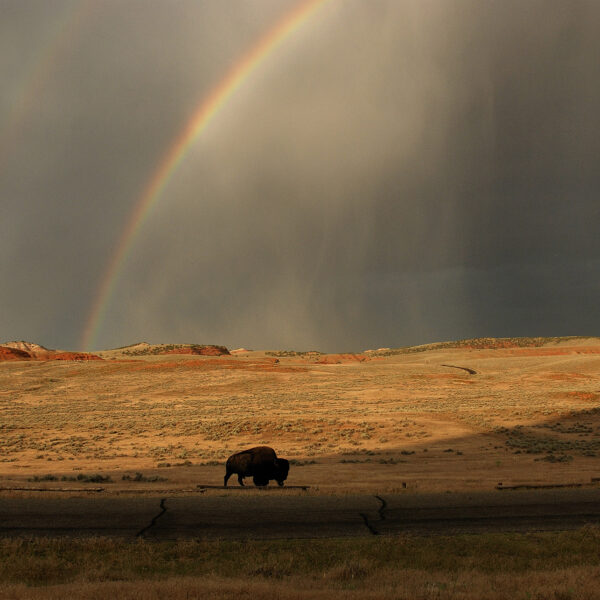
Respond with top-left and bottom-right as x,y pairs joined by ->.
1,341 -> 600,492
2,341 -> 600,596
0,344 -> 600,489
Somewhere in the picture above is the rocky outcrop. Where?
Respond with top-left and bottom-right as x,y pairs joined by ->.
2,341 -> 50,354
0,346 -> 31,360
0,341 -> 101,361
1,341 -> 54,358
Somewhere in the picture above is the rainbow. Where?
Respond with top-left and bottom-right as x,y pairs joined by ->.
81,0 -> 331,351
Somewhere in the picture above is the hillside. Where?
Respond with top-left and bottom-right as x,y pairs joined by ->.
364,336 -> 600,357
96,342 -> 230,358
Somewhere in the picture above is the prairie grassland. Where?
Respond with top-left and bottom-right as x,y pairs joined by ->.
0,339 -> 599,492
2,340 -> 600,598
1,528 -> 600,599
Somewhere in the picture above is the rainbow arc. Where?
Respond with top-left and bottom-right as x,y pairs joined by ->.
81,0 -> 331,350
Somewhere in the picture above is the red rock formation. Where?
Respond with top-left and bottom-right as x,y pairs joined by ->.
1,341 -> 54,359
0,341 -> 101,361
0,346 -> 31,360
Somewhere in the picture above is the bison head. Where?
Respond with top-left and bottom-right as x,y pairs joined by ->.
274,458 -> 289,486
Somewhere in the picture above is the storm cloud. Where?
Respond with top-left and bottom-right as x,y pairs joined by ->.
1,0 -> 599,352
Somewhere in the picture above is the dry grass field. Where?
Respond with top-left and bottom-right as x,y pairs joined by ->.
2,530 -> 600,599
2,336 -> 600,599
1,337 -> 599,492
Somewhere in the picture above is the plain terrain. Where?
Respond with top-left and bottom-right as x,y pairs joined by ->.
1,337 -> 599,493
1,336 -> 600,598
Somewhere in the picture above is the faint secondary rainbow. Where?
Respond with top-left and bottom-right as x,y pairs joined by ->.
0,1 -> 93,167
81,0 -> 331,350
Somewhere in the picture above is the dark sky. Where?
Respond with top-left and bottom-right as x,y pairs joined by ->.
1,0 -> 599,352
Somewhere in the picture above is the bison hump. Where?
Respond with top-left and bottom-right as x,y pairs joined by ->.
227,446 -> 278,471
249,446 -> 277,464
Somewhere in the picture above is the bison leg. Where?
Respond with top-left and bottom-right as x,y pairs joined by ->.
224,471 -> 232,487
237,474 -> 245,486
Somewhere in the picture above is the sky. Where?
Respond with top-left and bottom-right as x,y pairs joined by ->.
1,0 -> 599,353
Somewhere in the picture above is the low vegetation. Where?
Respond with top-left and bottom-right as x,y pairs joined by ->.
2,338 -> 600,597
28,474 -> 112,483
117,343 -> 227,356
1,337 -> 599,492
266,350 -> 323,357
1,529 -> 600,598
121,472 -> 167,482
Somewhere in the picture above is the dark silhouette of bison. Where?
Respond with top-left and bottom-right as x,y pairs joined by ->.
224,446 -> 289,487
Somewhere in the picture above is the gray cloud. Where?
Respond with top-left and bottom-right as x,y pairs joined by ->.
1,0 -> 598,352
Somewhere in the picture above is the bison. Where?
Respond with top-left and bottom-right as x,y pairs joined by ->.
224,446 -> 289,487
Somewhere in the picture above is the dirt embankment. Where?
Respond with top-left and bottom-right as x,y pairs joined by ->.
314,353 -> 369,364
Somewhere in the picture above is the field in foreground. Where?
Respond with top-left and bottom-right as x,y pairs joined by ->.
1,529 -> 600,599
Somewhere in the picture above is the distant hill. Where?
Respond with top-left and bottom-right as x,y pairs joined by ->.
99,343 -> 230,357
363,336 -> 600,357
2,340 -> 52,354
0,340 -> 101,361
2,336 -> 598,362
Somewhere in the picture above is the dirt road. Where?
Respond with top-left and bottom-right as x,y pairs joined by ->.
1,489 -> 599,539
